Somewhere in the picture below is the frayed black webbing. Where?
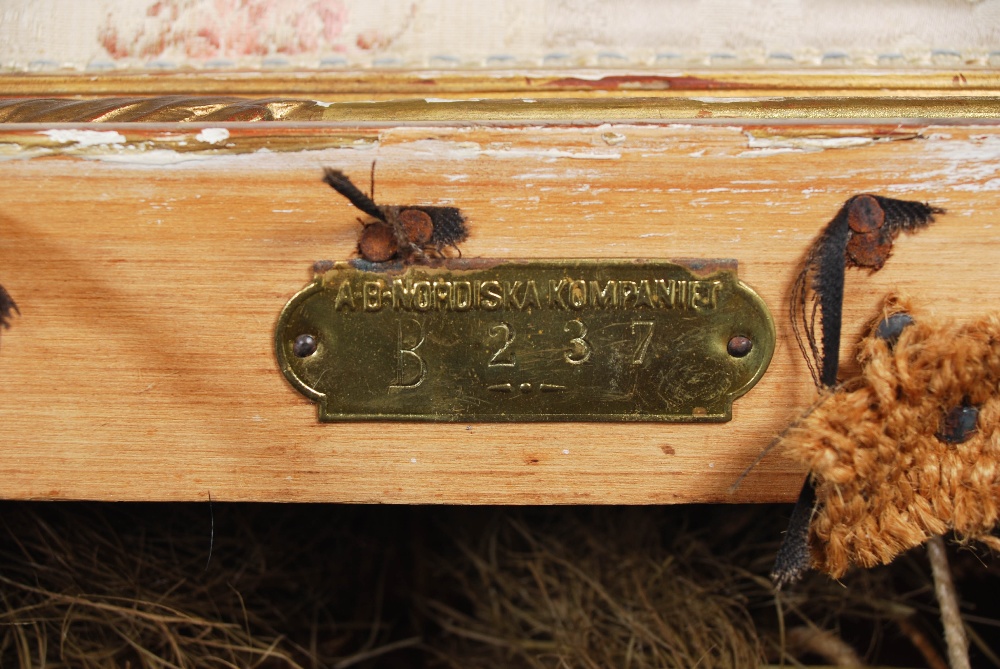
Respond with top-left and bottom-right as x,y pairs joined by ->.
872,196 -> 943,238
321,168 -> 386,222
771,478 -> 816,588
776,194 -> 941,587
413,206 -> 469,251
813,207 -> 850,388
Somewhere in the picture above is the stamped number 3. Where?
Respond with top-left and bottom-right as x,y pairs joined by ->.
564,319 -> 593,365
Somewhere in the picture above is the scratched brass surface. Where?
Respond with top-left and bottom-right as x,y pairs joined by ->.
276,259 -> 775,422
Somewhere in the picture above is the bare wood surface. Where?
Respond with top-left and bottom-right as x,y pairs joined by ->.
1,119 -> 998,503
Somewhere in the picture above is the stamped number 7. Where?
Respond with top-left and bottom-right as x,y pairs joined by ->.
630,321 -> 654,365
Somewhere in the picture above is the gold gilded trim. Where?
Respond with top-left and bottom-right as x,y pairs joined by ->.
1,95 -> 998,123
0,97 -> 324,123
3,69 -> 1000,99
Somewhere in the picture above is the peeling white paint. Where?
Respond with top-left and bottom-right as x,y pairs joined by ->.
393,139 -> 481,160
955,178 -> 1000,192
512,171 -> 560,180
600,131 -> 626,146
39,129 -> 127,146
1,142 -> 348,166
481,147 -> 620,161
740,133 -> 875,156
697,187 -> 777,194
195,127 -> 230,144
885,135 -> 1000,193
77,149 -> 217,165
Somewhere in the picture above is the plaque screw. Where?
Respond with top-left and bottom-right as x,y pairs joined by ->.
727,335 -> 753,358
293,334 -> 318,358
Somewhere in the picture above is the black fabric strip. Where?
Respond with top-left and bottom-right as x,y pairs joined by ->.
322,168 -> 386,222
771,478 -> 816,588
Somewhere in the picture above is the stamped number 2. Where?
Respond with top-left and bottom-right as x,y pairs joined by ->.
488,322 -> 516,367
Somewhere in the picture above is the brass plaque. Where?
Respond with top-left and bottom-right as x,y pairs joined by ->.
275,259 -> 774,422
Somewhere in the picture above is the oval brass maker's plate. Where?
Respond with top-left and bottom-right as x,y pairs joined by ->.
276,259 -> 775,422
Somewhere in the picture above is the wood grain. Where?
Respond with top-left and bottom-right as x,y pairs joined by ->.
1,118 -> 999,503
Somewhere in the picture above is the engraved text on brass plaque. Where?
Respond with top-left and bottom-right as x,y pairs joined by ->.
275,259 -> 774,422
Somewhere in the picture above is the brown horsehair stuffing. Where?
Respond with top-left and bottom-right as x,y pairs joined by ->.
782,293 -> 1000,577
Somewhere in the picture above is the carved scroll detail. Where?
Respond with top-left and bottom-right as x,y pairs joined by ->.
0,97 -> 325,123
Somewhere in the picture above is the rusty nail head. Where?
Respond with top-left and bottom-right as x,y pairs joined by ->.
399,209 -> 434,247
358,222 -> 398,262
